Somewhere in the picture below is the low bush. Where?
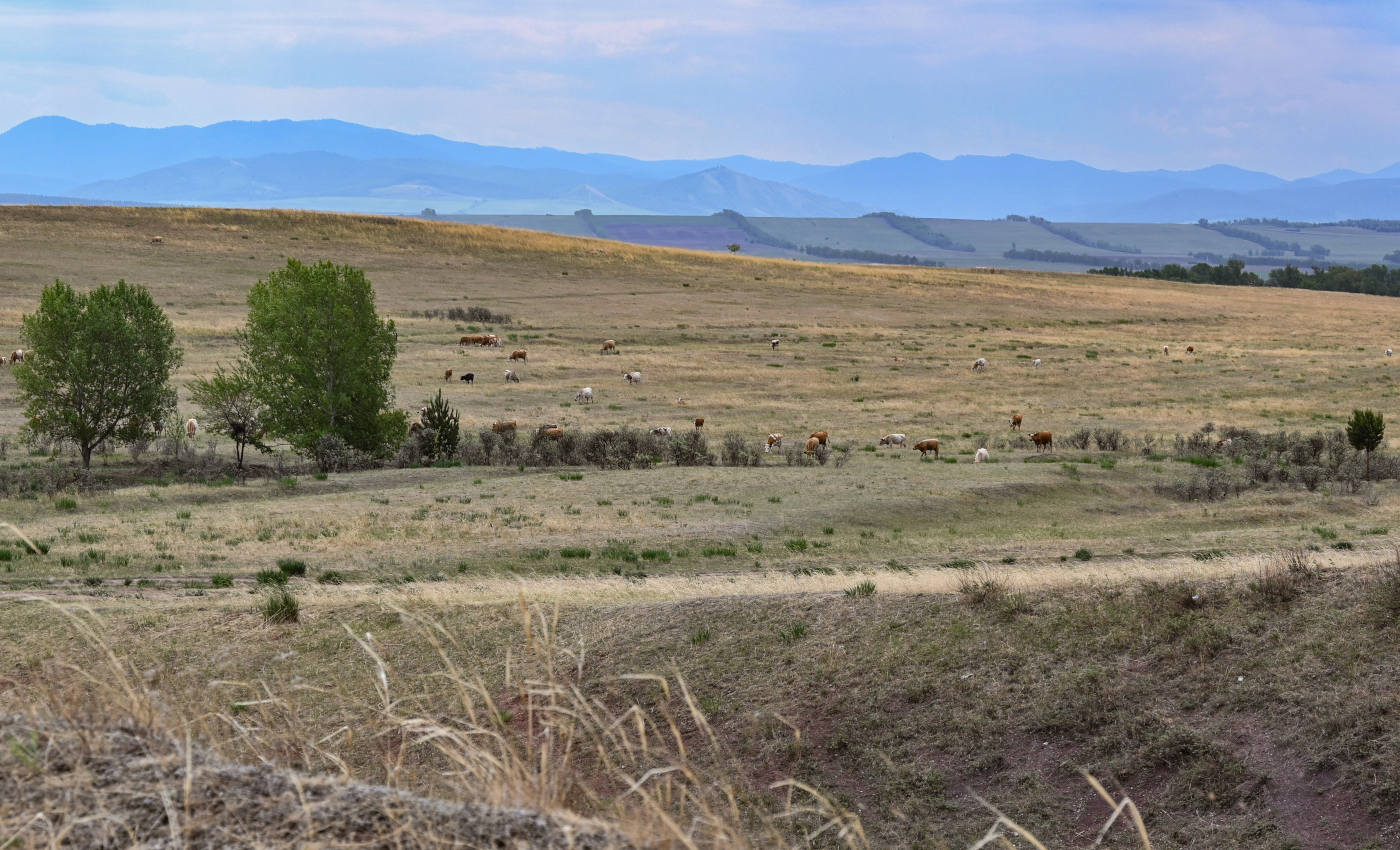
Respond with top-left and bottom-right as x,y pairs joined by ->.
277,558 -> 307,577
261,588 -> 299,623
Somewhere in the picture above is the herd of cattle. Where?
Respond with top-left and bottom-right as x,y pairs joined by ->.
419,335 -> 1071,462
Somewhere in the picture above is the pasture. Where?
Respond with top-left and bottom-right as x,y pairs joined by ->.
3,205 -> 1400,848
447,211 -> 1400,271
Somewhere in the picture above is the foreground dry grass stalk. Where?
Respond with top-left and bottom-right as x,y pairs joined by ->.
1,597 -> 869,849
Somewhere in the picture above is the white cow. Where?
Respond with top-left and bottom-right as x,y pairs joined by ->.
623,371 -> 642,384
972,357 -> 988,371
1388,348 -> 1394,357
651,426 -> 673,436
575,387 -> 594,403
974,447 -> 989,463
504,369 -> 520,383
878,433 -> 907,448
1031,358 -> 1042,367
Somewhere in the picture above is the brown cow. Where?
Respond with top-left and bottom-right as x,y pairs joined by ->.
913,438 -> 940,458
1186,345 -> 1195,354
184,418 -> 199,439
600,339 -> 617,354
694,417 -> 705,430
809,430 -> 828,446
1010,413 -> 1022,431
541,427 -> 564,439
444,369 -> 453,382
492,421 -> 517,434
509,349 -> 527,361
1030,431 -> 1053,451
804,436 -> 821,456
459,334 -> 490,346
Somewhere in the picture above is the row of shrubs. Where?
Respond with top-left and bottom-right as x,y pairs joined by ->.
385,427 -> 854,471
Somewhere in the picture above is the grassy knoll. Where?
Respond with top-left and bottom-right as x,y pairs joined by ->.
3,206 -> 1400,846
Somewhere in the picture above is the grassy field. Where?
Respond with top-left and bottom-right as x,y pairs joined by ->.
3,205 -> 1400,847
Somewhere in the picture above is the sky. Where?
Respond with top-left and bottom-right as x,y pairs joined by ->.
1,0 -> 1397,177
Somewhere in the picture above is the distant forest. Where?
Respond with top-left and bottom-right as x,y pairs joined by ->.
1089,260 -> 1400,298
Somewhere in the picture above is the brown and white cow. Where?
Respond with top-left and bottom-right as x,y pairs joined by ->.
624,371 -> 642,384
913,438 -> 940,458
1030,431 -> 1053,451
765,433 -> 784,452
651,426 -> 673,437
600,339 -> 617,354
504,369 -> 520,383
184,418 -> 199,439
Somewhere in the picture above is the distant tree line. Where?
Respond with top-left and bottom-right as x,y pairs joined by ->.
803,245 -> 945,267
712,210 -> 798,250
862,212 -> 976,252
1003,248 -> 1156,267
1026,216 -> 1141,254
1225,217 -> 1400,233
1196,220 -> 1330,259
1089,260 -> 1400,297
572,209 -> 612,239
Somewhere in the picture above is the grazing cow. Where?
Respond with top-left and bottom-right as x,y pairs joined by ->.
878,433 -> 907,448
459,335 -> 474,346
9,349 -> 24,364
601,339 -> 617,354
1216,438 -> 1234,452
1010,413 -> 1023,431
810,430 -> 828,446
459,372 -> 474,384
185,418 -> 199,439
624,371 -> 642,384
1163,345 -> 1169,355
804,436 -> 821,456
486,334 -> 501,347
575,387 -> 594,403
651,426 -> 673,436
913,438 -> 941,458
492,421 -> 517,434
694,417 -> 704,430
972,357 -> 988,371
541,427 -> 565,440
1186,345 -> 1195,354
975,447 -> 990,463
765,433 -> 784,452
1030,431 -> 1053,451
770,338 -> 781,349
150,236 -> 163,244
459,334 -> 497,347
509,349 -> 528,361
504,369 -> 520,383
1032,358 -> 1042,367
444,369 -> 453,382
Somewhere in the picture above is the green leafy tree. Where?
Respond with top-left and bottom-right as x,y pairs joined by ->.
16,279 -> 182,468
726,243 -> 741,253
420,390 -> 460,463
188,364 -> 269,468
241,259 -> 400,457
1347,408 -> 1386,478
